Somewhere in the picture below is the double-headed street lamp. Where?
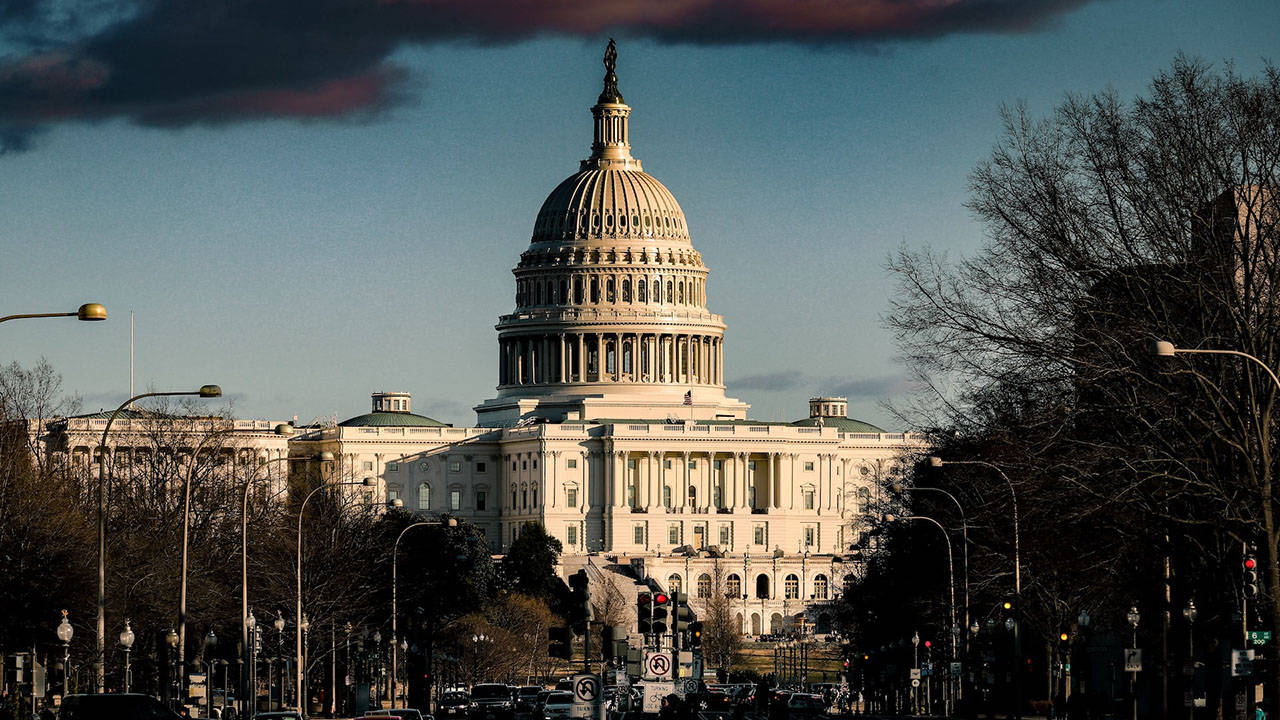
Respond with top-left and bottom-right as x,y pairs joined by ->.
97,384 -> 222,692
929,456 -> 1022,719
390,517 -> 457,708
297,475 -> 377,714
1,303 -> 107,324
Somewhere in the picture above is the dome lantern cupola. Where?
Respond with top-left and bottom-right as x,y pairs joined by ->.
586,38 -> 639,171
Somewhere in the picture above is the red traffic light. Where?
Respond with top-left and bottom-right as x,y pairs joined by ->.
924,640 -> 931,648
1246,557 -> 1258,570
639,593 -> 652,605
654,593 -> 669,605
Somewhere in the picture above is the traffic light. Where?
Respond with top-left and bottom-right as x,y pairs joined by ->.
569,569 -> 592,633
688,620 -> 703,648
673,591 -> 694,632
549,625 -> 572,659
637,592 -> 653,634
652,592 -> 671,634
1244,550 -> 1260,599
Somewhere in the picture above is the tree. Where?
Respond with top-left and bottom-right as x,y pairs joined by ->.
888,56 -> 1280,713
698,560 -> 743,679
501,521 -> 563,599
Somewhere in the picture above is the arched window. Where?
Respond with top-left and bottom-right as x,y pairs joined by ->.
652,279 -> 660,303
606,277 -> 615,302
688,485 -> 697,506
627,481 -> 637,509
668,574 -> 683,593
727,574 -> 742,598
697,573 -> 712,599
638,280 -> 647,303
559,279 -> 567,304
521,483 -> 528,508
590,277 -> 600,303
784,574 -> 800,600
678,281 -> 685,304
511,487 -> 517,508
666,280 -> 673,303
417,483 -> 431,510
621,278 -> 631,302
574,277 -> 584,304
813,574 -> 829,600
531,485 -> 538,507
755,574 -> 770,599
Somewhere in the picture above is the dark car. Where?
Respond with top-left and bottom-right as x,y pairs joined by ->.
251,713 -> 303,720
468,684 -> 515,720
439,692 -> 471,719
515,686 -> 542,714
366,710 -> 428,720
60,694 -> 183,720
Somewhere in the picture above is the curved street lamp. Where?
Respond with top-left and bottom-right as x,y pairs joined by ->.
390,517 -> 458,708
928,456 -> 1021,719
891,482 -> 971,649
1,303 -> 107,324
887,514 -> 957,716
96,384 -> 221,692
296,473 -> 376,713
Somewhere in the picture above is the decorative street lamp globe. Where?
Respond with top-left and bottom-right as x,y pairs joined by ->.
1004,618 -> 1015,631
300,614 -> 310,634
1078,610 -> 1090,628
273,612 -> 285,633
969,621 -> 979,635
167,628 -> 180,648
120,620 -> 135,649
1127,606 -> 1140,629
1183,600 -> 1197,623
399,639 -> 408,652
56,611 -> 74,644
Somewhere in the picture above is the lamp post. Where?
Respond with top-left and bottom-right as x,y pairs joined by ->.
297,475 -> 376,713
373,630 -> 383,706
204,630 -> 217,717
300,614 -> 310,713
57,610 -> 73,699
1183,600 -> 1196,719
274,612 -> 286,709
390,518 -> 458,708
167,627 -> 181,709
886,513 -> 957,715
120,619 -> 135,693
96,384 -> 221,692
471,634 -> 488,685
247,611 -> 257,714
0,303 -> 106,324
242,437 -> 317,718
929,456 -> 1021,719
178,423 -> 232,700
1128,606 -> 1140,720
890,483 -> 970,650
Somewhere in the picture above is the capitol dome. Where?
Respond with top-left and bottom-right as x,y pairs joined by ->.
475,41 -> 750,427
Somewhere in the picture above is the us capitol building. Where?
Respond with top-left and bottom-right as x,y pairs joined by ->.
287,44 -> 921,638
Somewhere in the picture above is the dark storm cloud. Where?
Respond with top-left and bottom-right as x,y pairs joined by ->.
731,370 -> 806,391
0,0 -> 1096,153
826,374 -> 917,398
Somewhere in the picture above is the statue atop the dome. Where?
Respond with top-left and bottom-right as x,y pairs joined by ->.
599,38 -> 624,104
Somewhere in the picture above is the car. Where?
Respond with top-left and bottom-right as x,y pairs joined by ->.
366,710 -> 428,720
60,693 -> 183,720
541,692 -> 574,720
786,693 -> 827,718
534,690 -> 552,714
515,686 -> 542,714
439,692 -> 471,719
469,684 -> 515,720
252,713 -> 303,720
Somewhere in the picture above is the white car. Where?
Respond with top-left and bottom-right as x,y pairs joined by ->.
542,692 -> 575,720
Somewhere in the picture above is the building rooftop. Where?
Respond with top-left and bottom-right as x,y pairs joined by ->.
338,411 -> 450,428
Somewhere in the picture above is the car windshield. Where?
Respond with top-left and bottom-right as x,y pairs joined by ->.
443,693 -> 469,704
519,687 -> 541,697
471,686 -> 509,700
547,693 -> 574,704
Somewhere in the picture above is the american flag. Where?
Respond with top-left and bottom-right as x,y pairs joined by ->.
683,390 -> 692,406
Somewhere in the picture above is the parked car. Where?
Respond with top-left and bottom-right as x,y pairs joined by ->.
534,690 -> 552,715
366,710 -> 428,720
786,693 -> 827,719
541,692 -> 574,720
252,712 -> 303,720
469,684 -> 515,720
60,693 -> 183,720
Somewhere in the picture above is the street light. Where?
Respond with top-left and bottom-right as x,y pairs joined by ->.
96,384 -> 221,692
1127,605 -> 1140,720
390,517 -> 459,708
57,610 -> 73,699
1,303 -> 107,324
297,473 -> 375,714
890,482 -> 970,663
167,628 -> 181,708
120,619 -> 135,693
887,514 -> 957,716
471,634 -> 488,684
929,456 -> 1021,719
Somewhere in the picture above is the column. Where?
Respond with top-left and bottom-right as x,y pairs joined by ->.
558,334 -> 566,383
596,334 -> 604,382
577,334 -> 586,381
788,454 -> 797,510
682,452 -> 691,508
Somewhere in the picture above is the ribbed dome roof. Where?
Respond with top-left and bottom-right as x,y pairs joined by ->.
338,411 -> 448,428
532,168 -> 690,244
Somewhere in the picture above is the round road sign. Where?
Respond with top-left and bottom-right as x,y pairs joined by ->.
911,679 -> 921,688
646,653 -> 671,677
574,675 -> 600,702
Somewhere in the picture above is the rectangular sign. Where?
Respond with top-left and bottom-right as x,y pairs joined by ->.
1124,649 -> 1142,672
1249,631 -> 1272,646
1232,649 -> 1254,677
643,682 -> 673,713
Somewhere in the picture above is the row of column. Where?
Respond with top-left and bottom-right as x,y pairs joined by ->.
499,332 -> 723,387
515,272 -> 705,309
601,450 -> 834,514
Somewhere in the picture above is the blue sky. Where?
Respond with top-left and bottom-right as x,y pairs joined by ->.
1,0 -> 1277,428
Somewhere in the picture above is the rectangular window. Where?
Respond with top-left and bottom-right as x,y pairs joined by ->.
476,462 -> 486,473
803,490 -> 815,510
567,458 -> 578,469
748,461 -> 756,470
386,462 -> 399,471
719,526 -> 730,545
804,461 -> 814,472
512,461 -> 517,470
449,460 -> 462,473
714,460 -> 723,470
627,459 -> 637,469
634,525 -> 645,545
753,526 -> 765,545
567,526 -> 578,546
668,525 -> 680,544
363,461 -> 373,471
664,459 -> 673,469
688,460 -> 697,470
476,491 -> 487,511
567,488 -> 579,506
450,490 -> 461,510
388,489 -> 400,503
804,527 -> 815,547
522,460 -> 528,470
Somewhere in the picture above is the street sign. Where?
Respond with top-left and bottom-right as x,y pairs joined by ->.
1249,631 -> 1272,646
909,668 -> 921,680
643,682 -> 673,713
911,679 -> 921,688
645,651 -> 672,679
1232,649 -> 1254,677
679,678 -> 699,696
1124,649 -> 1142,672
573,674 -> 600,703
950,662 -> 962,676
